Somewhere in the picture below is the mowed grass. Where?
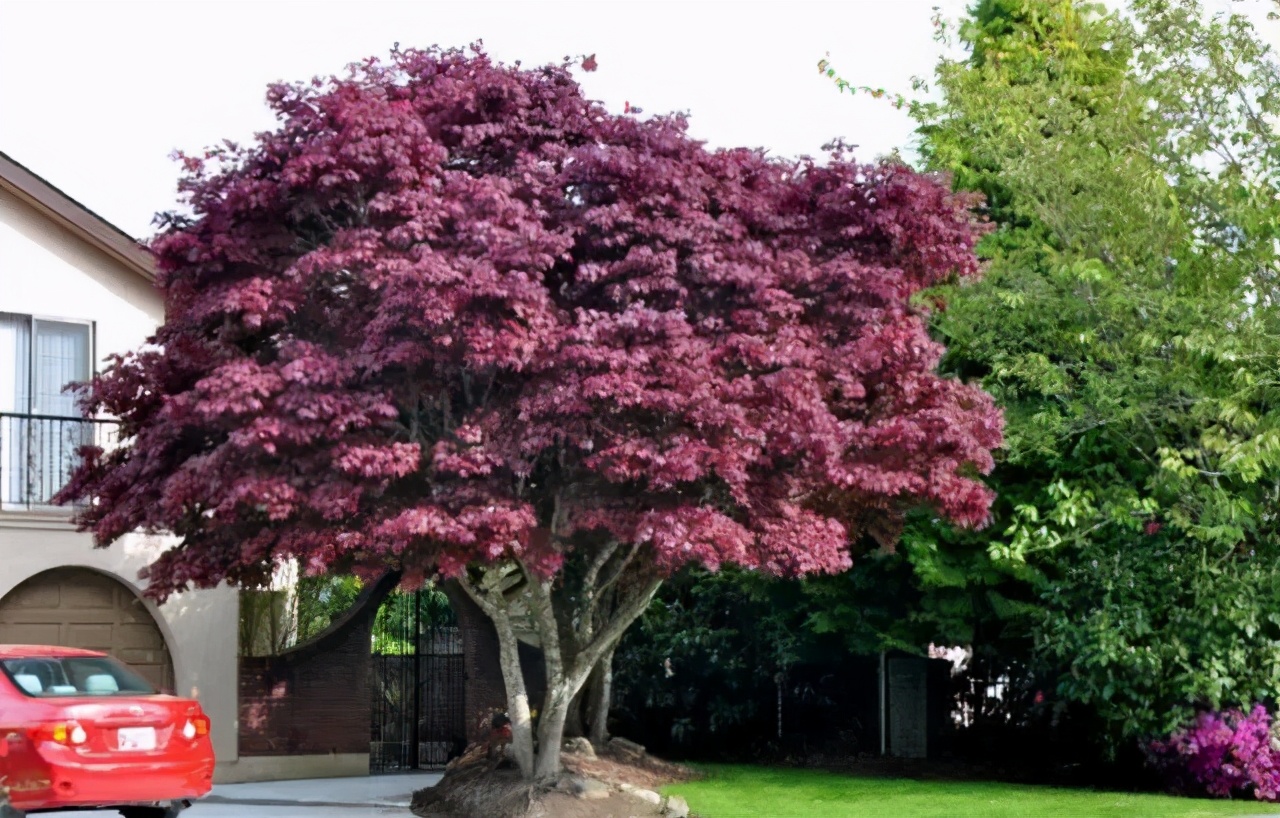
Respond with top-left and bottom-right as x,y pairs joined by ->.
662,764 -> 1280,818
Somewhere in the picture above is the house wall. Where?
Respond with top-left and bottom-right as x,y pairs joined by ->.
0,187 -> 161,360
0,186 -> 241,770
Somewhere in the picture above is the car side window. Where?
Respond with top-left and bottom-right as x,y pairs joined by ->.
12,673 -> 42,694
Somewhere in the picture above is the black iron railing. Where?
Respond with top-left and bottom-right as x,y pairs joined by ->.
0,412 -> 117,509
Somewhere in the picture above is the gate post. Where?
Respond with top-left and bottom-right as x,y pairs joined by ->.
410,589 -> 422,769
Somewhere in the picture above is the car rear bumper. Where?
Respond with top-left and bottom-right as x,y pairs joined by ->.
7,756 -> 214,811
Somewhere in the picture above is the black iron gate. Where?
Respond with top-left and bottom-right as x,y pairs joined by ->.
370,588 -> 466,773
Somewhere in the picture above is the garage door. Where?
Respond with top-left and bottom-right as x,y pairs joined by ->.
0,568 -> 174,692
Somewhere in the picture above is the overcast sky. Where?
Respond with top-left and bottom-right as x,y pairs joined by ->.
1,0 -> 1275,240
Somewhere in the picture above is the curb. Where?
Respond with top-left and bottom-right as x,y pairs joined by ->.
201,795 -> 412,809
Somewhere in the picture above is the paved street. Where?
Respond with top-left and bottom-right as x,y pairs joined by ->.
41,772 -> 442,818
179,804 -> 405,817
44,804 -> 406,818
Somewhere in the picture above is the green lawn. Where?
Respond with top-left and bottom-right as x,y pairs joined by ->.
663,765 -> 1280,818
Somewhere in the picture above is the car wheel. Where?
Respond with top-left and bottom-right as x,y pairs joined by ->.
119,802 -> 186,818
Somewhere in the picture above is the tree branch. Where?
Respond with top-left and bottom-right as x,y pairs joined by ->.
457,570 -> 500,618
581,541 -> 641,641
572,574 -> 663,685
581,541 -> 620,603
518,558 -> 564,686
595,542 -> 641,604
459,562 -> 525,617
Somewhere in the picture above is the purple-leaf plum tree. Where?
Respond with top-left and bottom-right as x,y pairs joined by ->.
58,46 -> 1002,780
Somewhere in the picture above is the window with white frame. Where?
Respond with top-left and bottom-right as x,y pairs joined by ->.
0,313 -> 94,508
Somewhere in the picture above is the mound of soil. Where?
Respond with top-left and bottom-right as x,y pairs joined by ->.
411,737 -> 698,818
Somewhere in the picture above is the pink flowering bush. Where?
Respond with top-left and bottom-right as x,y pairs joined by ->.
1148,705 -> 1280,801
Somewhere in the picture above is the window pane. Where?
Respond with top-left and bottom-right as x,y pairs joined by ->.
0,319 -> 93,506
0,313 -> 31,413
32,320 -> 90,416
0,314 -> 32,504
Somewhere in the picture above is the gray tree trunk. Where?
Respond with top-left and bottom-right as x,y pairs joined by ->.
491,612 -> 536,777
585,646 -> 615,748
564,683 -> 587,738
462,562 -> 661,782
533,680 -> 577,779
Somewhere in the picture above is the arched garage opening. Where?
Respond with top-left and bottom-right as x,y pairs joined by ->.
0,567 -> 175,693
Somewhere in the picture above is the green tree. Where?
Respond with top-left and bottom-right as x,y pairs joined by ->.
903,0 -> 1280,750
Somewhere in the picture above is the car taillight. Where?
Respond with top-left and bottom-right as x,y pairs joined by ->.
183,715 -> 210,739
33,721 -> 89,746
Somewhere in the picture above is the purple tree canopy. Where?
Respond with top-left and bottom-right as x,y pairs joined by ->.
60,46 -> 1003,601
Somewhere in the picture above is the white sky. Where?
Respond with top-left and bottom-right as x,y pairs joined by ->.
1,0 -> 1276,240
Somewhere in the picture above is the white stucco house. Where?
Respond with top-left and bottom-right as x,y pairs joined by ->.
0,151 -> 240,775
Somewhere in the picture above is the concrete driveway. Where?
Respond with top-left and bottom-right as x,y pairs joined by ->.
41,772 -> 443,817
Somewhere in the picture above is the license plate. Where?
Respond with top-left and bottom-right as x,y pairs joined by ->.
117,727 -> 156,751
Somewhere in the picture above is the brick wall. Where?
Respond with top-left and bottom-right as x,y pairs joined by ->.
238,573 -> 398,756
238,574 -> 542,756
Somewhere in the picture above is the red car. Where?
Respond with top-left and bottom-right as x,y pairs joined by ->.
0,646 -> 214,818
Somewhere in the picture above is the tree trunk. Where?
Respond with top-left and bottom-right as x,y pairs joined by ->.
562,646 -> 614,744
564,685 -> 587,739
525,577 -> 660,779
533,681 -> 576,779
562,656 -> 599,740
585,646 -> 615,748
461,563 -> 662,782
492,612 -> 536,777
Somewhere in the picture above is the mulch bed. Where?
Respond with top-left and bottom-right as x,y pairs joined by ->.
411,737 -> 698,818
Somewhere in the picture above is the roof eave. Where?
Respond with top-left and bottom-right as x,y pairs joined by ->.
0,152 -> 157,283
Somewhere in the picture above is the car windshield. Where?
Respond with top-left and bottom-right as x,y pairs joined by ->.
2,656 -> 156,697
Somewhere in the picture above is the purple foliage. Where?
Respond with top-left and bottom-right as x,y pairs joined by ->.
1148,705 -> 1280,801
57,46 -> 1002,601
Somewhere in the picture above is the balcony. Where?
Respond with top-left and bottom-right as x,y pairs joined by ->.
0,412 -> 118,511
